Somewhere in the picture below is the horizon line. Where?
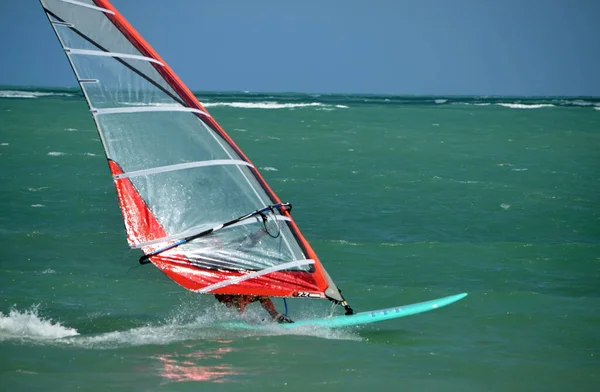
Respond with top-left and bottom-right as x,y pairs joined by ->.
0,84 -> 599,99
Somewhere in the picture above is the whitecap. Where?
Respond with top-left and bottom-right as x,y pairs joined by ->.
329,239 -> 360,246
496,103 -> 555,109
567,100 -> 594,107
0,90 -> 74,99
202,101 -> 325,109
47,152 -> 66,156
260,167 -> 278,172
31,204 -> 45,208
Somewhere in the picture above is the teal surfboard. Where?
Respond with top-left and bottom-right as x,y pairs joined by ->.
220,292 -> 467,330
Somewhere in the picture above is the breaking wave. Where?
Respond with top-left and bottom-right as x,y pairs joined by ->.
0,90 -> 75,99
202,101 -> 328,109
495,103 -> 555,109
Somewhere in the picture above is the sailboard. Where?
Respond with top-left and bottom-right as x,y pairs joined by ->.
38,0 -> 466,324
220,293 -> 468,330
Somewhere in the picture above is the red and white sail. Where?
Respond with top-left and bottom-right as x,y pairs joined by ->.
39,0 -> 345,301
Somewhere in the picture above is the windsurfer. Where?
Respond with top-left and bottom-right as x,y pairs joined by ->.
214,294 -> 293,323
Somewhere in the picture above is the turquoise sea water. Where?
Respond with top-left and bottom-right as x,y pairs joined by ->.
1,88 -> 599,391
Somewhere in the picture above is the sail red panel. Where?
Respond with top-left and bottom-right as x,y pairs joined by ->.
108,159 -> 167,246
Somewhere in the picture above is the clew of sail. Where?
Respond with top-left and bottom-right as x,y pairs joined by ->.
39,0 -> 347,303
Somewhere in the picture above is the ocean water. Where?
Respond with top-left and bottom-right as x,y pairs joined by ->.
0,88 -> 599,391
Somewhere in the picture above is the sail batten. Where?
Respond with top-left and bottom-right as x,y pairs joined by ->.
58,0 -> 114,14
113,160 -> 254,180
39,0 -> 346,302
65,47 -> 164,65
92,106 -> 209,116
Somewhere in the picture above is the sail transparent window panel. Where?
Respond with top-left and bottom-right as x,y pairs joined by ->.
129,164 -> 273,236
54,24 -> 100,51
96,111 -> 234,172
177,220 -> 307,272
42,0 -> 181,102
70,54 -> 179,108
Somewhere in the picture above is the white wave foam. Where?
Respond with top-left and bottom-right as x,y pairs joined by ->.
0,90 -> 74,99
27,187 -> 49,192
56,308 -> 359,349
64,128 -> 78,132
496,103 -> 555,109
118,102 -> 183,107
47,152 -> 66,156
83,152 -> 98,156
568,100 -> 594,106
500,203 -> 511,210
329,239 -> 360,246
260,167 -> 278,171
449,179 -> 480,184
435,99 -> 448,104
202,101 -> 325,109
594,107 -> 600,111
41,269 -> 56,274
31,204 -> 45,208
0,305 -> 79,341
1,143 -> 8,146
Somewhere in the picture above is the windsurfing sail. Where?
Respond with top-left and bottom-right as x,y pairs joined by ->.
39,0 -> 350,308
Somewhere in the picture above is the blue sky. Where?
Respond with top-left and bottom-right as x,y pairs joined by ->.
1,0 -> 598,96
